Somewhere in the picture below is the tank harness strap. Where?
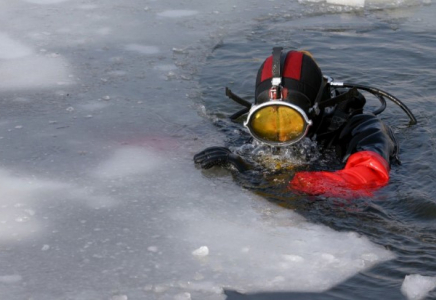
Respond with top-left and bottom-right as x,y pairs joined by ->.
312,87 -> 361,139
317,87 -> 358,109
327,88 -> 359,131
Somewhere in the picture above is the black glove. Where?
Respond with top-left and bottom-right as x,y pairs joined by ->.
193,147 -> 251,172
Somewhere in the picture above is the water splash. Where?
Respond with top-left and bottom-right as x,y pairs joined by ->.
232,138 -> 321,171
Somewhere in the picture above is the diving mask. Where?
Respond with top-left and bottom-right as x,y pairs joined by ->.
244,95 -> 313,146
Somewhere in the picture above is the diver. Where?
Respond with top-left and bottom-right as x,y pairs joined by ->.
194,47 -> 417,197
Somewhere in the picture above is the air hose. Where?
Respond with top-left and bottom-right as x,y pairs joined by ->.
331,82 -> 417,125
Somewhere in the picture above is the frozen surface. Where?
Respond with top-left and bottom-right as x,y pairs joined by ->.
0,0 -> 431,299
401,275 -> 436,300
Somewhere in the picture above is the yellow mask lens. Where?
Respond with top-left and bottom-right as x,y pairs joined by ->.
248,105 -> 306,143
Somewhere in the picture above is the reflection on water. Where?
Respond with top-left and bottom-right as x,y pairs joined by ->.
198,2 -> 436,299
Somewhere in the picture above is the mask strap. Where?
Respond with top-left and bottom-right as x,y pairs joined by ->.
270,47 -> 284,100
310,77 -> 327,116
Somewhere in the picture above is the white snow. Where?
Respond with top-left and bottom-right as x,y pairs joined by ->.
401,274 -> 436,300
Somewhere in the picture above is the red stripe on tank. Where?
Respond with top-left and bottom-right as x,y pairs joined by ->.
283,51 -> 303,80
260,55 -> 273,82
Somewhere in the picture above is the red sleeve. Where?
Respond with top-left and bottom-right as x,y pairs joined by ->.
289,151 -> 390,198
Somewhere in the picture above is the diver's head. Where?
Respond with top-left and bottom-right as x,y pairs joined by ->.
244,48 -> 324,146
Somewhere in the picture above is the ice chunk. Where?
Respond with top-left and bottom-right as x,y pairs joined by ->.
192,246 -> 209,257
171,199 -> 394,293
401,274 -> 436,300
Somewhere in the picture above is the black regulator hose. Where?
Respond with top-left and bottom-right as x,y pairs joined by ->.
230,107 -> 250,120
332,82 -> 417,125
225,87 -> 252,108
225,87 -> 253,121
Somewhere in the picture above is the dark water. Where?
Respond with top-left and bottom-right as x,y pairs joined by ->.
198,2 -> 436,300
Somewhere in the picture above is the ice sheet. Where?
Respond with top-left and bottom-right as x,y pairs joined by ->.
164,189 -> 394,294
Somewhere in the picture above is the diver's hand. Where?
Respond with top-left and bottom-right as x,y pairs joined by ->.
193,147 -> 251,172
